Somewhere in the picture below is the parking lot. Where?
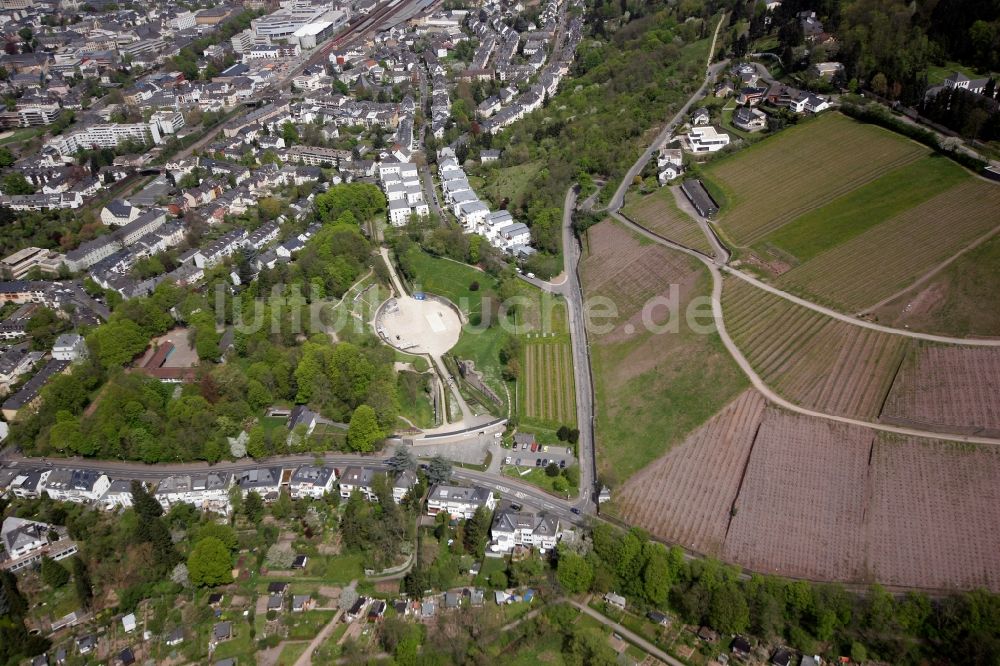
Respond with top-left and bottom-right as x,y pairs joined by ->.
502,443 -> 575,471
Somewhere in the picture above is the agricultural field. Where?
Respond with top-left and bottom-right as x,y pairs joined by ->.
702,113 -> 928,246
477,160 -> 543,213
616,390 -> 766,557
867,434 -> 1000,591
581,219 -> 748,483
722,409 -> 874,583
520,339 -> 576,425
776,178 -> 1000,312
881,345 -> 1000,437
722,278 -> 909,419
756,155 -> 968,265
622,187 -> 716,256
870,231 -> 1000,338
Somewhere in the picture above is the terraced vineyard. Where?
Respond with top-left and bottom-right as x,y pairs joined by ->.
723,278 -> 909,419
616,390 -> 766,557
777,178 -> 1000,312
521,339 -> 576,425
703,113 -> 928,246
622,187 -> 716,256
882,345 -> 1000,437
723,410 -> 873,582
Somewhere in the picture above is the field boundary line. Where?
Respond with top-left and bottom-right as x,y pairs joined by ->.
858,222 -> 1000,315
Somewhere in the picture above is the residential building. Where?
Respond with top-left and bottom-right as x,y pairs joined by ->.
733,106 -> 767,132
46,122 -> 163,156
392,469 -> 417,503
2,359 -> 71,421
339,466 -> 379,500
685,126 -> 730,153
52,333 -> 87,361
490,507 -> 561,553
1,516 -> 78,573
154,472 -> 233,515
98,479 -> 136,511
39,468 -> 110,503
289,465 -> 336,499
236,467 -> 283,501
426,484 -> 495,520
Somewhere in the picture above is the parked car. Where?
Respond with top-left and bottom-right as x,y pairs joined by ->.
530,442 -> 538,452
571,508 -> 581,515
535,458 -> 542,466
504,456 -> 511,465
515,458 -> 521,465
559,460 -> 566,468
542,459 -> 549,467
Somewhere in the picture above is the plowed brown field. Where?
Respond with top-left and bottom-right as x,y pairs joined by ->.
881,345 -> 1000,437
616,390 -> 765,557
722,410 -> 873,582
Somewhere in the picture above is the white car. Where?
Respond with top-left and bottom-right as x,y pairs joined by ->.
504,456 -> 512,465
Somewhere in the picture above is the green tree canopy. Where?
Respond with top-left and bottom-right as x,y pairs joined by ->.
347,404 -> 381,452
187,537 -> 233,587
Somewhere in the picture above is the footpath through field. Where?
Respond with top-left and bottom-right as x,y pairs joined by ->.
567,600 -> 686,666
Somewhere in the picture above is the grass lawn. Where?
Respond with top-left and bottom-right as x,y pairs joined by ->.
757,155 -> 970,264
276,641 -> 310,665
479,161 -> 543,212
0,126 -> 42,145
507,631 -> 566,666
285,610 -> 336,640
502,464 -> 577,497
313,624 -> 349,661
212,630 -> 255,661
925,61 -> 994,85
401,248 -> 498,321
582,220 -> 749,483
473,556 -> 508,587
394,349 -> 430,372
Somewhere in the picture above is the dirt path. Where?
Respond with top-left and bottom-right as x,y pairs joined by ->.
567,600 -> 685,666
610,211 -> 1000,445
292,603 -> 348,666
859,223 -> 1000,315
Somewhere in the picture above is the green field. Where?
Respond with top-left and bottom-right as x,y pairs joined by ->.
703,112 -> 929,246
581,220 -> 749,484
520,340 -> 576,425
397,370 -> 436,429
757,155 -> 969,264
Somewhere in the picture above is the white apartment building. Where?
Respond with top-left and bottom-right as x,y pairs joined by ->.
47,123 -> 164,156
426,484 -> 495,520
154,472 -> 233,515
39,468 -> 111,503
490,508 -> 561,554
289,465 -> 337,499
685,126 -> 730,153
52,334 -> 87,361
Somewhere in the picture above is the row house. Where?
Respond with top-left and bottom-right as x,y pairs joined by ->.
236,467 -> 282,501
154,472 -> 233,515
288,465 -> 337,499
39,468 -> 111,503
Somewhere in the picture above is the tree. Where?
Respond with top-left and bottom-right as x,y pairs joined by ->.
545,462 -> 560,477
187,537 -> 233,586
426,455 -> 453,485
1,172 -> 34,195
708,583 -> 750,634
463,506 -> 491,554
386,443 -> 416,473
71,557 -> 93,607
557,425 -> 569,441
196,523 -> 238,552
40,556 -> 70,588
557,549 -> 594,593
347,404 -> 382,452
281,121 -> 299,145
244,490 -> 264,523
170,562 -> 190,588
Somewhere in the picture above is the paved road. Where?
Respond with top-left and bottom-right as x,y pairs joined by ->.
558,188 -> 597,510
568,600 -> 685,666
